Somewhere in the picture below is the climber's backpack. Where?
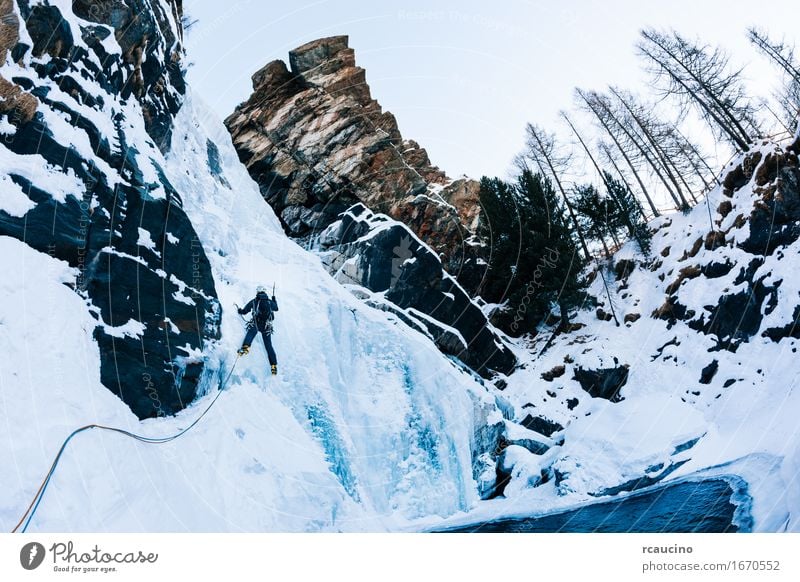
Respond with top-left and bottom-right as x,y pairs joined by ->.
254,296 -> 274,323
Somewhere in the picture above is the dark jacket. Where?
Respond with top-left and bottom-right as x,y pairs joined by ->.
239,292 -> 278,331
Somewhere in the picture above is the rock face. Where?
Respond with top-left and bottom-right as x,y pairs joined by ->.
225,35 -> 486,293
651,144 -> 800,350
317,204 -> 516,377
70,0 -> 186,152
519,413 -> 563,437
0,0 -> 219,419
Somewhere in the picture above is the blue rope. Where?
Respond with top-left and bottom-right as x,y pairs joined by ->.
13,355 -> 240,533
21,426 -> 92,533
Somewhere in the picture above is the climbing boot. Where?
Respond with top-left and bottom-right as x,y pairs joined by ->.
271,364 -> 278,375
238,345 -> 250,356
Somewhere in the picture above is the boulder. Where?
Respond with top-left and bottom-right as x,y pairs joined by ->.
699,360 -> 719,384
519,414 -> 563,437
573,365 -> 629,402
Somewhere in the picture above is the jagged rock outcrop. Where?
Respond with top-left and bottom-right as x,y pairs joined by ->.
222,35 -> 510,377
0,0 -> 219,419
317,204 -> 515,377
225,35 -> 486,293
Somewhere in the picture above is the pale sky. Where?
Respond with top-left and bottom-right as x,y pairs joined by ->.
185,0 -> 798,181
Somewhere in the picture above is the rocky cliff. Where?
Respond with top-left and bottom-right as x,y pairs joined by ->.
224,36 -> 487,291
224,35 -> 515,377
0,0 -> 219,419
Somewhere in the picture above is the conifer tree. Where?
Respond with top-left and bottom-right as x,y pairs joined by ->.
477,170 -> 586,335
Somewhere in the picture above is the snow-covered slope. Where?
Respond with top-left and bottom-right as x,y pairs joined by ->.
484,140 -> 800,532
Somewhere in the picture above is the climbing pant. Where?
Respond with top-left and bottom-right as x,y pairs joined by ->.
242,325 -> 277,366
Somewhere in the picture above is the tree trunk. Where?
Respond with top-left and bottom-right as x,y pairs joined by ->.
578,90 -> 660,217
602,144 -> 649,220
610,88 -> 691,208
594,92 -> 683,209
527,127 -> 592,262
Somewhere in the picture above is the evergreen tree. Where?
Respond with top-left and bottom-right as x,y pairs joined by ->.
573,184 -> 617,257
573,174 -> 652,257
478,170 -> 586,336
604,171 -> 652,255
477,176 -> 520,303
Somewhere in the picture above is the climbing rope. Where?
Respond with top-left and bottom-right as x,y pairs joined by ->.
11,354 -> 242,533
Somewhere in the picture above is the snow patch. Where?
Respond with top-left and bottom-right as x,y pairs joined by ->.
0,174 -> 35,217
136,227 -> 159,255
0,146 -> 85,204
102,319 -> 147,339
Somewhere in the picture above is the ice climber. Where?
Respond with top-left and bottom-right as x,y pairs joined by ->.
237,286 -> 279,375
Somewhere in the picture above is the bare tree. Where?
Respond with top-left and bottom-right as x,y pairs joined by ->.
575,88 -> 660,217
523,123 -> 591,261
561,112 -> 618,252
581,89 -> 685,210
560,111 -> 612,191
609,87 -> 692,209
638,28 -> 762,152
524,123 -> 620,326
598,141 -> 649,220
747,27 -> 800,131
610,89 -> 715,203
561,111 -> 646,238
665,125 -> 718,189
761,97 -> 794,135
